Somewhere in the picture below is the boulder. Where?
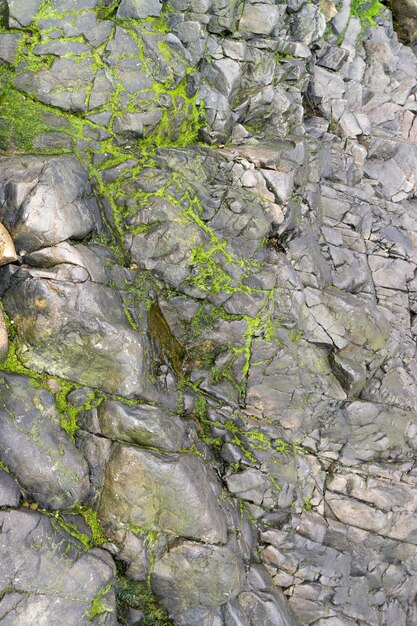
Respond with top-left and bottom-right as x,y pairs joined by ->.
0,373 -> 90,509
98,443 -> 228,544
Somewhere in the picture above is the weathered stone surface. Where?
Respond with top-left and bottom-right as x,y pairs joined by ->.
0,509 -> 116,624
96,399 -> 187,452
0,373 -> 90,509
3,276 -> 156,399
117,0 -> 162,18
6,0 -> 41,28
0,155 -> 96,254
390,0 -> 417,42
0,32 -> 22,64
0,223 -> 17,266
238,4 -> 282,36
152,541 -> 244,621
98,443 -> 227,543
0,469 -> 20,507
0,1 -> 416,625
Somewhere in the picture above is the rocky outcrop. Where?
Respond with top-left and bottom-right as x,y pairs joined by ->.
0,0 -> 416,625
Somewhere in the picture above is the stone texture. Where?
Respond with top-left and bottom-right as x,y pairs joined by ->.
0,1 -> 416,625
0,469 -> 20,507
117,0 -> 162,18
0,155 -> 96,254
0,373 -> 90,509
390,0 -> 417,42
2,277 -> 157,399
96,399 -> 187,452
152,541 -> 244,622
0,509 -> 116,624
6,0 -> 41,28
98,443 -> 227,543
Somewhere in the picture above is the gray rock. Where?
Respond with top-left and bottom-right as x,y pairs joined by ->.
0,155 -> 96,254
311,66 -> 346,100
0,469 -> 20,507
6,0 -> 41,27
290,3 -> 326,45
0,373 -> 90,509
113,113 -> 145,138
52,0 -> 99,10
15,57 -> 95,112
0,1 -> 416,625
262,170 -> 294,204
3,277 -> 158,400
152,541 -> 244,621
25,241 -> 109,284
0,509 -> 116,624
96,399 -> 187,451
238,4 -> 282,36
0,33 -> 22,64
98,443 -> 228,543
117,0 -> 162,18
332,0 -> 351,34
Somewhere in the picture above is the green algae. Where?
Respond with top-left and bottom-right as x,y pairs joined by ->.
87,583 -> 113,620
351,0 -> 385,30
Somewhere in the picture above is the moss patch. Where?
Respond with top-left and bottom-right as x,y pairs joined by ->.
351,0 -> 385,30
116,576 -> 173,626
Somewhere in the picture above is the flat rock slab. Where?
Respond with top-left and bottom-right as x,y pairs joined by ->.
15,57 -> 95,113
0,155 -> 96,254
6,0 -> 42,28
0,373 -> 90,509
3,276 -> 155,399
98,443 -> 227,544
0,508 -> 116,625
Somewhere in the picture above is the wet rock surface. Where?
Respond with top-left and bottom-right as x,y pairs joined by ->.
0,1 -> 416,625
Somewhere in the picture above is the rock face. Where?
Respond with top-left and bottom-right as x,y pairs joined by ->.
3,277 -> 156,399
0,1 -> 416,625
0,508 -> 116,624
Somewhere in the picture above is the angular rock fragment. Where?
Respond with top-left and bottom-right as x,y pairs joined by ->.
0,468 -> 20,507
0,223 -> 17,266
96,399 -> 187,452
117,0 -> 162,19
6,0 -> 42,28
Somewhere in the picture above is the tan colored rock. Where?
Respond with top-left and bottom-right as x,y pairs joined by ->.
0,309 -> 8,362
320,0 -> 337,21
0,223 -> 17,266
